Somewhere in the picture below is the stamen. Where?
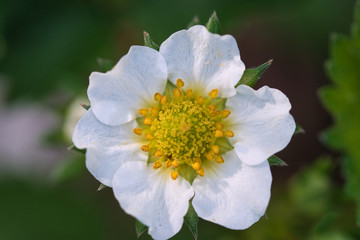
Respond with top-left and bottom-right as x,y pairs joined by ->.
215,155 -> 224,164
133,128 -> 143,136
186,89 -> 193,98
171,171 -> 179,180
215,122 -> 223,130
207,104 -> 216,112
153,160 -> 162,170
154,150 -> 163,158
192,161 -> 201,171
193,158 -> 201,164
209,89 -> 218,98
196,167 -> 204,177
221,110 -> 231,118
138,108 -> 148,116
141,144 -> 150,152
176,79 -> 185,88
154,93 -> 162,101
171,160 -> 179,168
195,96 -> 204,105
165,159 -> 172,168
150,107 -> 159,117
215,130 -> 224,137
144,117 -> 153,126
205,152 -> 214,161
211,145 -> 220,155
225,130 -> 234,137
145,133 -> 154,140
160,96 -> 167,105
174,88 -> 182,98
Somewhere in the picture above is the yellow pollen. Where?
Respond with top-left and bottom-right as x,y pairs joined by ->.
150,107 -> 159,117
195,96 -> 204,105
153,161 -> 162,170
212,145 -> 220,155
193,158 -> 201,164
208,104 -> 216,112
197,167 -> 205,177
192,161 -> 201,171
205,152 -> 214,161
215,122 -> 223,130
138,108 -> 148,116
141,144 -> 150,152
209,89 -> 218,98
212,110 -> 220,117
154,150 -> 163,158
215,155 -> 224,164
176,79 -> 185,88
160,96 -> 167,105
225,130 -> 234,137
165,159 -> 172,168
144,117 -> 153,126
215,129 -> 224,137
133,128 -> 143,136
221,110 -> 231,118
145,133 -> 154,140
172,160 -> 179,168
154,93 -> 162,101
171,171 -> 179,180
174,88 -> 182,98
186,89 -> 194,98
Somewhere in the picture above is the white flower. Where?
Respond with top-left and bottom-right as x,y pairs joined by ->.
73,25 -> 295,240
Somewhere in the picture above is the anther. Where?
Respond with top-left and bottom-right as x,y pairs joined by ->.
174,88 -> 182,98
205,152 -> 214,161
215,129 -> 224,137
186,89 -> 194,98
153,161 -> 162,170
133,128 -> 143,136
176,79 -> 185,88
225,130 -> 234,137
211,145 -> 220,155
172,160 -> 179,168
221,110 -> 231,118
145,133 -> 154,140
154,93 -> 162,101
138,108 -> 148,116
192,161 -> 201,171
154,150 -> 163,158
193,158 -> 201,164
150,107 -> 159,117
195,96 -> 204,105
160,96 -> 167,105
215,122 -> 223,130
141,144 -> 150,152
171,171 -> 179,180
144,117 -> 153,126
212,110 -> 220,117
207,104 -> 216,112
196,167 -> 205,177
209,89 -> 218,98
165,159 -> 172,168
215,155 -> 224,164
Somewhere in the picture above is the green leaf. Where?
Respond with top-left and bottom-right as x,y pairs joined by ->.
206,11 -> 220,34
68,145 -> 86,154
187,15 -> 200,29
96,58 -> 115,72
295,124 -> 305,134
319,0 -> 360,226
97,184 -> 108,191
135,220 -> 148,238
51,157 -> 86,183
235,60 -> 272,88
143,31 -> 159,51
268,155 -> 288,167
80,104 -> 90,110
184,202 -> 199,240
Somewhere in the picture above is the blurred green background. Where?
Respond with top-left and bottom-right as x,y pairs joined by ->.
0,0 -> 359,239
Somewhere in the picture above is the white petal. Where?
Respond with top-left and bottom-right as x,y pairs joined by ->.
72,109 -> 146,186
113,161 -> 194,240
88,46 -> 167,126
226,85 -> 296,165
160,25 -> 245,98
192,150 -> 272,230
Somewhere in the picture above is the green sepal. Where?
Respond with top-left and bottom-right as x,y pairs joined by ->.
80,104 -> 90,110
268,155 -> 288,166
163,80 -> 177,100
184,202 -> 199,240
97,58 -> 115,72
68,145 -> 86,154
97,184 -> 108,191
295,124 -> 305,134
135,220 -> 148,238
187,15 -> 200,29
235,60 -> 273,88
216,137 -> 234,155
206,11 -> 220,34
179,164 -> 198,184
143,31 -> 159,51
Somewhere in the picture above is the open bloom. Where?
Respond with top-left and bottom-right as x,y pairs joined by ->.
73,25 -> 295,240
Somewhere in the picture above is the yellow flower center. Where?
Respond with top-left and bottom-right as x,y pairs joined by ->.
134,79 -> 234,181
